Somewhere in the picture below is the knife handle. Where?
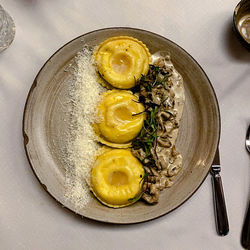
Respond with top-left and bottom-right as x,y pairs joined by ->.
241,201 -> 250,249
211,173 -> 229,236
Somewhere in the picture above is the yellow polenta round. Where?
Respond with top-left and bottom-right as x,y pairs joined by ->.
91,148 -> 144,208
94,36 -> 151,89
94,90 -> 145,148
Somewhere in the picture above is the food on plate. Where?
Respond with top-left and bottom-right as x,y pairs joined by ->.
94,89 -> 145,148
94,36 -> 151,89
91,148 -> 144,208
131,55 -> 185,203
66,36 -> 185,209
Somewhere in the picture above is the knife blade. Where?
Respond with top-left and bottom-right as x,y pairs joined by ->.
210,148 -> 229,236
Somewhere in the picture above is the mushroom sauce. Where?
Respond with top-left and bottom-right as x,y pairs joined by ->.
131,54 -> 185,204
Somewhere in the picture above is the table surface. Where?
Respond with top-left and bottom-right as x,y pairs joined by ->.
0,0 -> 249,249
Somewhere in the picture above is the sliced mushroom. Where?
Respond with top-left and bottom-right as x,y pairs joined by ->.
157,137 -> 172,148
131,148 -> 146,162
167,163 -> 182,177
142,191 -> 159,204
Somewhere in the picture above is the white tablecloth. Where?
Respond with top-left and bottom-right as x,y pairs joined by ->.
1,0 -> 249,249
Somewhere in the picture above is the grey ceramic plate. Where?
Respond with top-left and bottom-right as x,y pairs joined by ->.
23,27 -> 220,224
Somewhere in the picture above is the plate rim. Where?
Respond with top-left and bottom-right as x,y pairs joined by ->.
22,27 -> 221,224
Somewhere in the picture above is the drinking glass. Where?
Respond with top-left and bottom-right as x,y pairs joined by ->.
0,4 -> 15,52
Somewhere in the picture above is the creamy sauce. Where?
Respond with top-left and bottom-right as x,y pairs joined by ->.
152,52 -> 185,176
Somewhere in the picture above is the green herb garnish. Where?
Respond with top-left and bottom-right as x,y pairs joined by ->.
131,63 -> 172,169
128,172 -> 149,202
132,106 -> 158,160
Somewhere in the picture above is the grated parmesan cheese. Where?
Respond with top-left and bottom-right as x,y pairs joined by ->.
64,47 -> 104,210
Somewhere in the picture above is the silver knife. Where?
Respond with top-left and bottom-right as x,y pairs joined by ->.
210,148 -> 229,236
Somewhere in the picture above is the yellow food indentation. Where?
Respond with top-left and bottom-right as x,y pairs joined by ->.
108,171 -> 128,186
111,53 -> 132,74
114,106 -> 132,121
